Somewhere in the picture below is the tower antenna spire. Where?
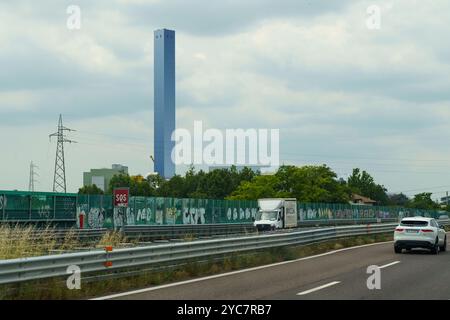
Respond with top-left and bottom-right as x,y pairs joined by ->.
49,114 -> 76,193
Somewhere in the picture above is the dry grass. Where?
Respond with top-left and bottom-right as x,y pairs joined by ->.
98,231 -> 126,247
0,225 -> 60,259
182,233 -> 196,242
0,225 -> 108,260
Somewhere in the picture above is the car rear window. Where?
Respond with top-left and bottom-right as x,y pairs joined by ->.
400,220 -> 429,226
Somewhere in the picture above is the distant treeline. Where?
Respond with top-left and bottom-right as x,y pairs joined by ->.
78,165 -> 447,212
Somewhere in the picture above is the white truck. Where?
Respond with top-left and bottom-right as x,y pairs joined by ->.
253,198 -> 298,231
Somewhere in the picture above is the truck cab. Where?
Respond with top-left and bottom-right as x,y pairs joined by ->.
254,198 -> 297,231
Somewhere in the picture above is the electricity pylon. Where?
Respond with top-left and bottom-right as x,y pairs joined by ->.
28,161 -> 39,192
49,114 -> 76,193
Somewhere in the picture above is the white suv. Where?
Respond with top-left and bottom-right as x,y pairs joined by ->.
394,217 -> 447,254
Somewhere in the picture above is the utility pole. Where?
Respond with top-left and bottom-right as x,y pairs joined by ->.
28,161 -> 39,192
447,191 -> 449,207
49,114 -> 76,193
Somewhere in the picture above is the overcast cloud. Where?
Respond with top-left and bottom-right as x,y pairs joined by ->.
1,0 -> 450,198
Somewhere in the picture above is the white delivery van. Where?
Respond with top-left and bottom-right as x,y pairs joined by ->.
254,198 -> 298,231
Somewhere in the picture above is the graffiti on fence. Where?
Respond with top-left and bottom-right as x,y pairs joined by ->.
136,208 -> 153,223
299,206 -> 398,221
183,207 -> 205,224
77,205 -> 106,229
0,195 -> 6,210
38,205 -> 52,219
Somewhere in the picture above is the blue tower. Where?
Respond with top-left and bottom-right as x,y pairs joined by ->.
154,29 -> 175,179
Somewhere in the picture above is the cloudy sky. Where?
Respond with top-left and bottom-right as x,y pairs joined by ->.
1,0 -> 450,199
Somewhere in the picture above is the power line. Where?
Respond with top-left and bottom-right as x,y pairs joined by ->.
280,151 -> 450,163
279,157 -> 450,170
76,130 -> 150,143
49,114 -> 76,193
393,185 -> 450,194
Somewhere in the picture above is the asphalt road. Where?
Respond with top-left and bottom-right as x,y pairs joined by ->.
97,235 -> 450,300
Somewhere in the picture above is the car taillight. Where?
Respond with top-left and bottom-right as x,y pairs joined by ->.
395,228 -> 404,232
421,229 -> 433,232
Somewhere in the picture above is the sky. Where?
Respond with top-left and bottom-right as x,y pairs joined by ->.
1,0 -> 450,199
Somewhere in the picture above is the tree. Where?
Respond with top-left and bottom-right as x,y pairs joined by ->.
108,174 -> 154,197
408,192 -> 440,210
78,184 -> 104,195
388,193 -> 410,207
227,175 -> 281,200
108,174 -> 131,194
284,165 -> 350,203
146,173 -> 164,190
147,166 -> 258,199
228,165 -> 349,203
157,175 -> 187,198
130,175 -> 154,197
347,168 -> 388,205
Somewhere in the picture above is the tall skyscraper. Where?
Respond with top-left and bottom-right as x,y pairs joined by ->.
154,29 -> 175,179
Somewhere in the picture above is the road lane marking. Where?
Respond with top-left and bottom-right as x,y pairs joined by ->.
92,241 -> 393,300
379,261 -> 400,269
297,281 -> 341,296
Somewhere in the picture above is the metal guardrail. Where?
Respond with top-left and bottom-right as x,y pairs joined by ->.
0,222 -> 404,285
298,218 -> 398,226
122,219 -> 399,240
123,223 -> 256,240
1,220 -> 448,285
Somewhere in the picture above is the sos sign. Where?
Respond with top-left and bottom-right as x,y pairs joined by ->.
113,188 -> 129,207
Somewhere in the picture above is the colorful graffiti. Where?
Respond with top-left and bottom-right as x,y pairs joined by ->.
74,199 -> 259,229
0,191 -> 444,227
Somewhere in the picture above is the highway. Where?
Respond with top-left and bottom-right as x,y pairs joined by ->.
95,235 -> 450,300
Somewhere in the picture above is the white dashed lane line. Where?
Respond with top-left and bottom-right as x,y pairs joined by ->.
296,281 -> 341,296
379,261 -> 401,269
295,261 -> 400,296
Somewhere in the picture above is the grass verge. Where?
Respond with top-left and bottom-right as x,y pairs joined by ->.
0,225 -> 131,260
0,232 -> 393,300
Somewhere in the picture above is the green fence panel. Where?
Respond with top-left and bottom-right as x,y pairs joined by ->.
54,195 -> 77,220
154,197 -> 165,225
102,195 -> 114,229
164,198 -> 175,225
86,195 -> 106,229
30,194 -> 54,220
133,197 -> 147,225
173,198 -> 182,224
4,194 -> 30,221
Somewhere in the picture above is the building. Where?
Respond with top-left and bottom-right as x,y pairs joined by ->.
83,164 -> 128,192
440,195 -> 450,205
350,193 -> 377,206
154,28 -> 176,179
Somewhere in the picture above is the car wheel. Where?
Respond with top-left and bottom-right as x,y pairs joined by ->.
394,246 -> 402,254
440,236 -> 447,252
430,239 -> 439,255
